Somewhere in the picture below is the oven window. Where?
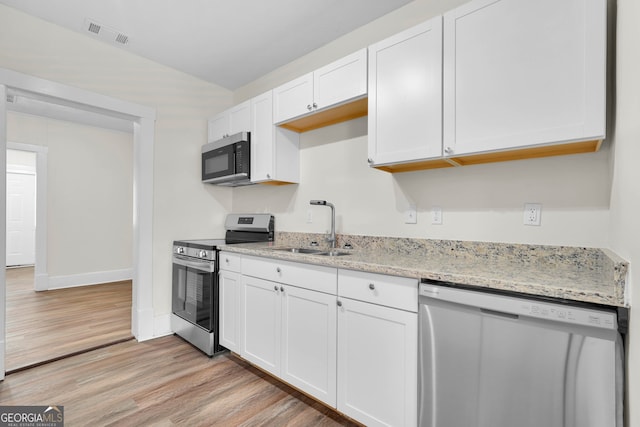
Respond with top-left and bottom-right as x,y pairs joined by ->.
172,263 -> 214,331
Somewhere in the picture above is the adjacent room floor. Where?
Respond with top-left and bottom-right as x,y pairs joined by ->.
4,266 -> 133,372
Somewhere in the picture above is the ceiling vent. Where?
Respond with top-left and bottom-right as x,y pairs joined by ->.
84,19 -> 130,46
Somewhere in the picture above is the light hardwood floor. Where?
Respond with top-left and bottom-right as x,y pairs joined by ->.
0,335 -> 358,426
5,266 -> 133,372
2,268 -> 358,425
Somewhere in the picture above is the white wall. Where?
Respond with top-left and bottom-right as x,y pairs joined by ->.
234,0 -> 612,247
8,112 -> 132,279
610,0 -> 640,425
0,4 -> 234,318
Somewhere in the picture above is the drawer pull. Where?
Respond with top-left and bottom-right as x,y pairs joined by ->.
274,285 -> 279,291
337,300 -> 342,307
369,283 -> 375,290
280,286 -> 285,292
276,267 -> 282,273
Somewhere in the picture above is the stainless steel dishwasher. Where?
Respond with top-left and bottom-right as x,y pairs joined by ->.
418,279 -> 626,427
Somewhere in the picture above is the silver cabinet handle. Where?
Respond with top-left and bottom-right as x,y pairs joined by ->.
367,158 -> 373,164
307,104 -> 312,111
266,173 -> 271,179
274,285 -> 279,291
337,300 -> 342,307
312,102 -> 317,109
225,258 -> 230,264
369,283 -> 375,290
276,267 -> 281,273
280,286 -> 284,292
444,147 -> 453,155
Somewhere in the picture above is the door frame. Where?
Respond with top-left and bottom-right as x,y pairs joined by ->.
6,143 -> 47,290
0,68 -> 157,380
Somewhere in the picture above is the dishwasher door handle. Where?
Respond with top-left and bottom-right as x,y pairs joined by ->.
480,307 -> 519,320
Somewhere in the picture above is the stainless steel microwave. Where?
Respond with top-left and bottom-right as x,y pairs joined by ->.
201,132 -> 252,186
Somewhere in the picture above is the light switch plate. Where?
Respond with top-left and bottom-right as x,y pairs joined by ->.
431,206 -> 443,225
404,205 -> 417,224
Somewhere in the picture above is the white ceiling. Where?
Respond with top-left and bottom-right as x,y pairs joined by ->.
0,0 -> 413,90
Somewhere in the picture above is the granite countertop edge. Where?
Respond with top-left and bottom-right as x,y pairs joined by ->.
219,234 -> 629,308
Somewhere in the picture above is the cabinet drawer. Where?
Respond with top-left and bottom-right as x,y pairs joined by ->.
338,269 -> 418,312
219,252 -> 242,273
243,255 -> 337,295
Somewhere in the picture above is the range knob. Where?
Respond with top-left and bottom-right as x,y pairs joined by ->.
176,247 -> 185,254
199,250 -> 208,258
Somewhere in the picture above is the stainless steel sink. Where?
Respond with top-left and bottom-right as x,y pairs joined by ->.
272,247 -> 325,254
316,250 -> 351,257
270,247 -> 351,256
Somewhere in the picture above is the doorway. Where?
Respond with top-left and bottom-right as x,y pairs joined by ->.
1,69 -> 156,379
4,136 -> 133,372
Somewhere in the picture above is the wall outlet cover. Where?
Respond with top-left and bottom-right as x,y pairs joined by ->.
523,203 -> 542,226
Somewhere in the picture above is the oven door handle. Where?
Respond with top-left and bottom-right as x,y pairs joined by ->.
173,255 -> 216,273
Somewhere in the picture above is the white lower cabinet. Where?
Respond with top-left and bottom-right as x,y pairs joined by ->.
241,275 -> 281,374
232,256 -> 418,426
219,252 -> 242,353
241,257 -> 338,405
337,269 -> 418,427
281,284 -> 337,406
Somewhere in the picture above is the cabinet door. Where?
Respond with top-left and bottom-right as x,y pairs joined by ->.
368,17 -> 443,166
337,298 -> 417,427
219,270 -> 241,352
208,112 -> 229,142
273,72 -> 314,123
281,285 -> 337,406
228,100 -> 251,135
443,0 -> 606,156
241,276 -> 281,376
250,90 -> 275,182
314,48 -> 367,110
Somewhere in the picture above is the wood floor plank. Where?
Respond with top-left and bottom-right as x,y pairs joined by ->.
5,267 -> 133,371
2,268 -> 360,426
1,336 -> 359,426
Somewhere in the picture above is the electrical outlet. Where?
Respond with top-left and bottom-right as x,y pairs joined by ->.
523,203 -> 542,226
431,206 -> 443,225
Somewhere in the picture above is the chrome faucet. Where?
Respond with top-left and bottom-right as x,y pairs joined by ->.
310,200 -> 336,248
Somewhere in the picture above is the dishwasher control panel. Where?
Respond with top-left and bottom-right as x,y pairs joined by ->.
420,283 -> 618,331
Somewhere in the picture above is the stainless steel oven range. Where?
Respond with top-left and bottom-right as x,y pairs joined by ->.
171,213 -> 274,356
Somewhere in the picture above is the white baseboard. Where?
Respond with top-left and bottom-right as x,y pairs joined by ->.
48,268 -> 133,290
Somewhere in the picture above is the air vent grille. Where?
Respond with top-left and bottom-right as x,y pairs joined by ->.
84,19 -> 130,47
87,22 -> 101,34
115,33 -> 129,45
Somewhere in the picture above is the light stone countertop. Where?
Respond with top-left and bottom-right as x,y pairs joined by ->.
220,232 -> 629,307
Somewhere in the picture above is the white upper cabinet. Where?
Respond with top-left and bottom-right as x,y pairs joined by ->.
274,48 -> 368,126
250,90 -> 300,184
273,73 -> 314,124
313,48 -> 368,112
443,0 -> 606,157
367,17 -> 443,167
207,100 -> 251,142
